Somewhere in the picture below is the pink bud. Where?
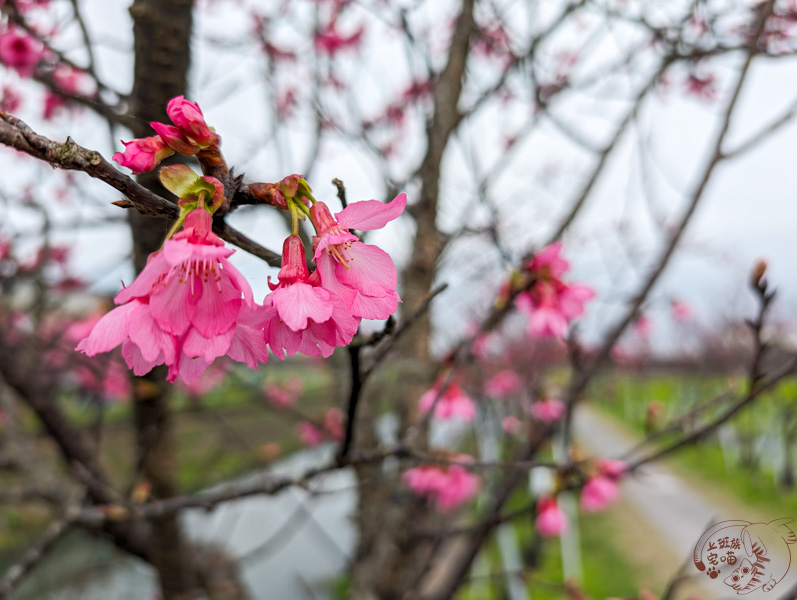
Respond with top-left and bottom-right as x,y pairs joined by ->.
151,122 -> 199,155
308,201 -> 339,234
272,236 -> 309,288
166,95 -> 218,147
536,497 -> 568,536
580,475 -> 619,512
112,136 -> 174,174
0,28 -> 44,78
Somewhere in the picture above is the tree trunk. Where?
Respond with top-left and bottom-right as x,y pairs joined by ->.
127,1 -> 196,598
350,2 -> 475,597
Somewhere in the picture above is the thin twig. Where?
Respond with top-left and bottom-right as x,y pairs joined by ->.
0,514 -> 75,600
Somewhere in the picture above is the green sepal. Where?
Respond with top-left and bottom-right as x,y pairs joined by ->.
160,165 -> 218,209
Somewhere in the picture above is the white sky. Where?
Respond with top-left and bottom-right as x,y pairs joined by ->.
1,0 -> 795,356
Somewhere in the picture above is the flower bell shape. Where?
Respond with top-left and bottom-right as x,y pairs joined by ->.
263,236 -> 359,359
112,135 -> 175,174
116,208 -> 252,339
77,206 -> 258,382
310,193 -> 406,320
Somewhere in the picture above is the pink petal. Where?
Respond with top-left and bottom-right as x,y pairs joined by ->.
162,238 -> 232,266
173,352 -> 210,385
316,255 -> 356,304
114,253 -> 170,304
273,283 -> 333,331
150,271 -> 198,335
227,323 -> 269,369
75,301 -> 137,356
220,258 -> 254,305
183,327 -> 235,361
349,289 -> 400,320
335,193 -> 406,231
299,321 -> 337,357
121,340 -> 162,376
267,318 -> 302,359
312,231 -> 358,262
190,275 -> 241,337
335,242 -> 396,297
128,304 -> 177,364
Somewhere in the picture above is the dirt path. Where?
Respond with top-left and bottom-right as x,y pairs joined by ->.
574,406 -> 797,600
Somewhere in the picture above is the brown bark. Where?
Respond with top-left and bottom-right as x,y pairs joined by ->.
126,1 -> 196,598
350,2 -> 476,598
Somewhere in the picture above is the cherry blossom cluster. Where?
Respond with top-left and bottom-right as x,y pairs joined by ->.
403,457 -> 481,512
0,9 -> 93,120
536,458 -> 627,537
514,242 -> 595,339
76,97 -> 405,383
113,96 -> 220,174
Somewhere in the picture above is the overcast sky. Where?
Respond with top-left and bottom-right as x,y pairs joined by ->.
1,0 -> 795,356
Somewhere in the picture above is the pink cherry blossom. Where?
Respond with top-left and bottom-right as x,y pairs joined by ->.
502,415 -> 522,435
527,242 -> 569,279
580,475 -> 619,512
113,135 -> 175,174
263,236 -> 359,359
77,207 -> 263,383
418,380 -> 476,422
530,398 -> 566,423
403,461 -> 480,512
536,497 -> 568,536
685,73 -> 716,101
310,194 -> 406,320
0,28 -> 45,77
403,465 -> 447,495
435,465 -> 480,511
516,244 -> 595,339
484,370 -> 522,399
296,421 -> 325,447
116,208 -> 252,339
